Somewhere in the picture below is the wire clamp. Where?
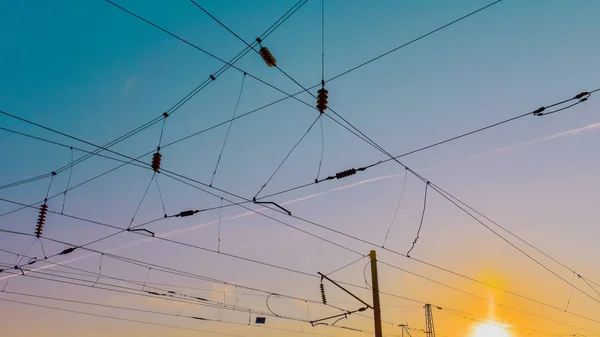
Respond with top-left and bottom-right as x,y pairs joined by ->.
127,228 -> 155,237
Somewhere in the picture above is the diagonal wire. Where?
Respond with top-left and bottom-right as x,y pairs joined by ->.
155,175 -> 168,217
254,115 -> 321,199
383,168 -> 408,248
211,73 -> 246,186
128,172 -> 156,229
565,271 -> 576,311
0,0 -> 305,195
580,276 -> 600,298
60,147 -> 74,214
325,0 -> 503,83
326,256 -> 365,276
316,114 -> 325,181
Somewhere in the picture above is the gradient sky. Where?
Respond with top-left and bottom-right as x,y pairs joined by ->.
1,1 -> 600,337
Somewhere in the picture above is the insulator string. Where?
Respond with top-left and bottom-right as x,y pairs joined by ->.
320,282 -> 327,305
258,46 -> 277,67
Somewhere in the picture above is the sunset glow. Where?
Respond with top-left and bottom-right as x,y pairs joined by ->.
472,323 -> 511,337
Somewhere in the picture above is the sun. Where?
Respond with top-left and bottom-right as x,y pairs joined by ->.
471,323 -> 511,337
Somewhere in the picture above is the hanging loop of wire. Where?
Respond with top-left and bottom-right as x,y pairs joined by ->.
266,293 -> 282,317
407,182 -> 429,257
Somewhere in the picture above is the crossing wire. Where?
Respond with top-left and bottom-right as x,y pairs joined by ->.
254,115 -> 321,199
3,225 -> 600,331
3,98 -> 600,328
7,112 -> 600,326
186,0 -> 600,304
0,0 -> 306,194
253,88 -> 597,201
2,68 -> 596,336
0,0 -> 512,213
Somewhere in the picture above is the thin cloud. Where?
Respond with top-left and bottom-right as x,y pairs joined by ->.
471,121 -> 600,160
124,76 -> 137,91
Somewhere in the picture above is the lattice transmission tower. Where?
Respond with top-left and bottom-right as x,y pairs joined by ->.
424,303 -> 436,337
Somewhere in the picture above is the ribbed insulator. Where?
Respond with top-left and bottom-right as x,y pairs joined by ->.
316,88 -> 328,112
151,152 -> 162,172
335,168 -> 357,179
259,47 -> 277,67
320,283 -> 327,305
35,203 -> 48,238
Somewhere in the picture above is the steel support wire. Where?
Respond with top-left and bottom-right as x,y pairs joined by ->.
0,0 -> 306,193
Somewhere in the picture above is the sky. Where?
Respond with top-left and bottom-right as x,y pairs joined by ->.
1,0 -> 600,337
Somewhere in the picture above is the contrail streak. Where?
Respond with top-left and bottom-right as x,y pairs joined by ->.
4,121 -> 598,281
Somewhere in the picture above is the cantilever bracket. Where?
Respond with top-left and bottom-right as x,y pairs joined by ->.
127,228 -> 155,237
253,201 -> 291,215
318,272 -> 372,309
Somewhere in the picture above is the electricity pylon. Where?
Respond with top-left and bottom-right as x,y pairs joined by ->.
424,303 -> 436,337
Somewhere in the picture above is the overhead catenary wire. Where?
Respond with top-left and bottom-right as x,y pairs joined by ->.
3,117 -> 600,330
0,245 -> 359,322
377,260 -> 600,335
2,290 -> 333,337
184,24 -> 600,310
13,167 -> 600,334
0,265 -> 305,322
0,5 -> 528,216
0,0 -> 306,195
0,0 -> 495,195
2,0 -> 596,334
3,226 -> 600,333
7,129 -> 600,330
260,89 -> 595,202
0,296 -> 260,337
2,75 -> 596,332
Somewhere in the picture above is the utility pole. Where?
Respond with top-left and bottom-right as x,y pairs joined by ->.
370,250 -> 383,337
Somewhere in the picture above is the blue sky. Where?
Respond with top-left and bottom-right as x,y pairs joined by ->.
1,1 -> 600,337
